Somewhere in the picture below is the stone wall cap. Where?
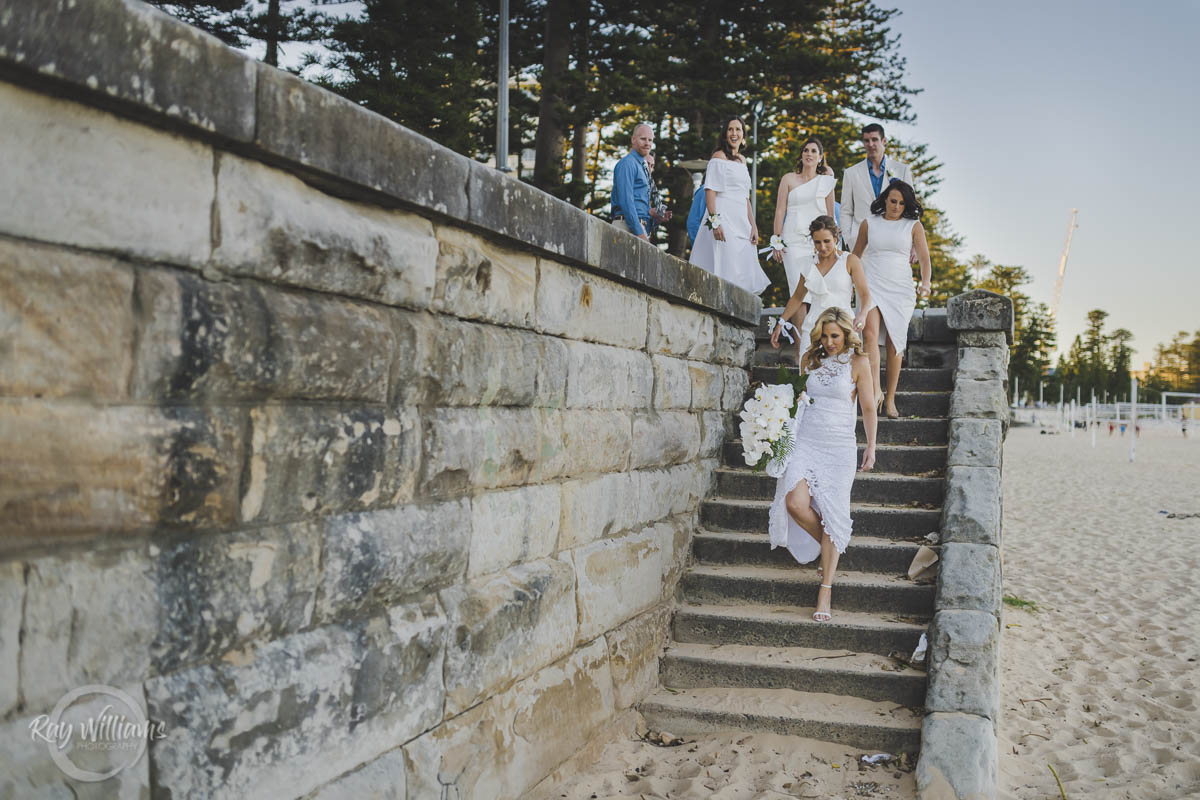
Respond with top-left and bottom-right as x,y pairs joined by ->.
947,290 -> 1014,343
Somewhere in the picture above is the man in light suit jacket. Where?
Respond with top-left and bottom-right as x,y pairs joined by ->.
840,123 -> 914,252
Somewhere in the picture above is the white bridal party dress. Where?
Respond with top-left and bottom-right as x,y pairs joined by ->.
780,173 -> 837,297
689,158 -> 770,295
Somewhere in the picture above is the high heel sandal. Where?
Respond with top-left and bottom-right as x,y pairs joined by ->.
813,584 -> 833,622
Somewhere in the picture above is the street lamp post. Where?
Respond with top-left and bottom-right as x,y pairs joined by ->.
750,101 -> 764,216
496,0 -> 510,172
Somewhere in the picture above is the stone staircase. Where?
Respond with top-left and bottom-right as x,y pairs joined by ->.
640,311 -> 954,755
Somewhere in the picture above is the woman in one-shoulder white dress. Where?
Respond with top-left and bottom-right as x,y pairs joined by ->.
852,180 -> 932,418
768,307 -> 878,622
771,137 -> 838,297
689,117 -> 770,295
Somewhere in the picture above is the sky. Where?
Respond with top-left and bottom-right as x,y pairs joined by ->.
886,0 -> 1199,365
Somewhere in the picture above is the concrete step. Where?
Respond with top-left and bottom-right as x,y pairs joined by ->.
673,604 -> 928,657
661,641 -> 927,707
857,417 -> 949,445
714,468 -> 944,506
680,565 -> 935,616
639,686 -> 922,753
692,531 -> 924,574
751,365 -> 953,392
722,441 -> 947,475
700,498 -> 941,539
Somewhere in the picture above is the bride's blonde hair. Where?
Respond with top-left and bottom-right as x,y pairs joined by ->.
801,307 -> 865,372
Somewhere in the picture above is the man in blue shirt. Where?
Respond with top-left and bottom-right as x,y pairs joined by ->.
611,124 -> 654,240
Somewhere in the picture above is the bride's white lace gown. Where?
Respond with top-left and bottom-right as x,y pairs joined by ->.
768,352 -> 857,565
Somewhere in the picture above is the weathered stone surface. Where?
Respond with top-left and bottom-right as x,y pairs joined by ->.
652,354 -> 693,410
922,308 -> 952,343
949,379 -> 1009,422
441,558 -> 577,715
414,315 -> 547,407
0,402 -> 243,539
306,749 -> 406,800
941,466 -> 1002,546
255,66 -> 470,220
469,163 -> 589,264
947,418 -> 1003,468
0,561 -> 22,716
630,411 -> 701,469
420,407 -> 547,497
907,309 -> 926,343
0,0 -> 257,140
689,360 -> 724,410
403,639 -> 615,800
559,472 -> 638,550
433,226 -> 537,328
957,330 -> 1007,348
565,340 -> 653,409
0,239 -> 134,400
469,484 -> 561,578
241,406 -> 418,523
213,154 -> 437,309
152,522 -> 321,674
936,543 -> 1002,615
916,712 -> 997,800
956,346 -> 1009,382
712,320 -> 755,366
947,290 -> 1014,343
588,212 -> 647,286
315,500 -> 470,623
907,343 -> 957,369
647,298 -> 715,359
147,599 -> 446,800
134,268 -> 394,402
571,522 -> 679,641
554,410 -> 632,478
634,463 -> 703,527
19,548 -> 157,712
0,83 -> 213,266
537,258 -> 649,349
606,603 -> 673,710
721,366 -> 750,410
700,411 -> 734,459
926,610 -> 1000,721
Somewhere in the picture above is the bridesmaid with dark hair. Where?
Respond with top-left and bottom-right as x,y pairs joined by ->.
689,116 -> 770,295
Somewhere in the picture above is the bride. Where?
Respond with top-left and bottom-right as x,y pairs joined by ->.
770,137 -> 838,297
768,307 -> 878,622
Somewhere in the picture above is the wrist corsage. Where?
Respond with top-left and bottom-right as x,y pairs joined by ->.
759,234 -> 787,255
705,213 -> 723,230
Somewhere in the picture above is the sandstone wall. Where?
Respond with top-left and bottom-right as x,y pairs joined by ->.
0,1 -> 759,796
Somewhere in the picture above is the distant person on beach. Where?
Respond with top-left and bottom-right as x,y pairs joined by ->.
1183,418 -> 1189,438
840,123 -> 914,253
611,124 -> 654,240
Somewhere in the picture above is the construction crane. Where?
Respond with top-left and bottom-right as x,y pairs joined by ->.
1050,209 -> 1079,319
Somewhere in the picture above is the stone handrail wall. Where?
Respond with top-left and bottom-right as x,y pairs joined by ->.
917,290 -> 1014,800
0,1 -> 759,796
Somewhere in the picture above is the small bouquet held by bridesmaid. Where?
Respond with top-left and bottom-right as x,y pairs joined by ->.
739,366 -> 813,476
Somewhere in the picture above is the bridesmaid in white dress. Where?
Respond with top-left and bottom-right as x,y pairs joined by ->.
689,117 -> 770,295
852,180 -> 932,418
770,137 -> 838,297
769,215 -> 871,357
768,307 -> 878,622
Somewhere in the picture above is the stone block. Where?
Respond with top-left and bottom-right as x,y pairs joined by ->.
413,315 -> 545,407
469,484 -> 561,578
713,320 -> 756,366
589,212 -> 648,286
536,258 -> 649,349
923,308 -> 953,343
0,402 -> 243,539
652,354 -> 693,410
558,472 -> 638,550
213,154 -> 437,309
700,411 -> 734,459
403,639 -> 615,800
19,548 -> 157,712
468,162 -> 589,264
255,66 -> 470,220
926,610 -> 1000,721
957,330 -> 1007,348
630,411 -> 701,469
906,309 -> 925,343
0,0 -> 257,139
647,298 -> 715,359
606,603 -> 673,710
433,226 -> 537,328
241,405 -> 419,523
0,83 -> 213,266
147,599 -> 446,799
134,268 -> 393,403
634,463 -> 703,527
0,561 -> 22,717
947,290 -> 1014,343
0,239 -> 134,400
721,366 -> 750,410
441,558 -> 577,715
420,407 -> 550,497
565,340 -> 653,409
307,749 -> 406,800
956,346 -> 1009,382
688,360 -> 724,410
554,410 -> 632,478
906,343 -> 957,369
947,418 -> 1003,468
949,379 -> 1009,422
572,522 -> 676,641
916,712 -> 997,800
315,499 -> 470,624
936,543 -> 1002,615
941,466 -> 1002,546
152,522 -> 321,674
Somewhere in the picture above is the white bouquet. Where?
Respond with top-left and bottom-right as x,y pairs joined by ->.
739,367 -> 813,476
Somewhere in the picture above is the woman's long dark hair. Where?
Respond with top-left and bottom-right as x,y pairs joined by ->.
869,179 -> 922,220
712,116 -> 747,161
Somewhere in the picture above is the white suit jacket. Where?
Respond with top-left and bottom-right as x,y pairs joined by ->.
840,157 -> 914,252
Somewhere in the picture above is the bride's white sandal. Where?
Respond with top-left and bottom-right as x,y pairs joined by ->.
813,584 -> 833,622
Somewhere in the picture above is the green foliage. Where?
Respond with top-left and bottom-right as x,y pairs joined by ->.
1145,329 -> 1200,397
1002,594 -> 1039,612
147,0 -> 326,65
973,261 -> 1056,399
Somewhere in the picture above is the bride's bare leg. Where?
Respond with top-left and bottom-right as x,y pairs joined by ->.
785,480 -> 823,544
885,337 -> 903,417
815,534 -> 841,619
863,309 -> 883,406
